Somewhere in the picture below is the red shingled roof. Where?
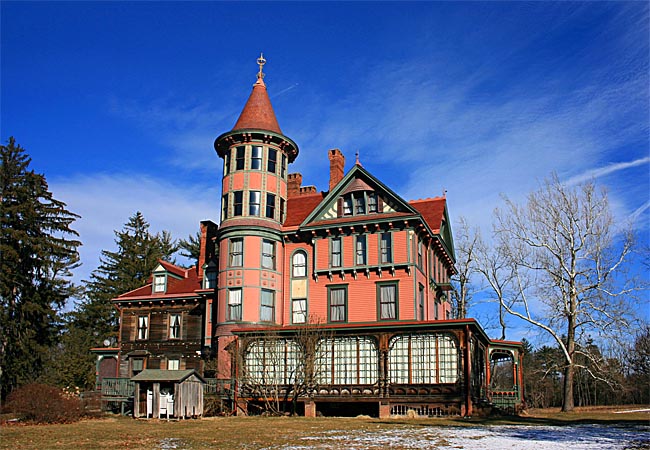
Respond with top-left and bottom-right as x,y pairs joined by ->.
115,262 -> 202,301
284,192 -> 326,227
409,197 -> 446,233
232,77 -> 282,134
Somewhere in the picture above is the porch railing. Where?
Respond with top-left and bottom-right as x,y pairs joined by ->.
101,377 -> 135,398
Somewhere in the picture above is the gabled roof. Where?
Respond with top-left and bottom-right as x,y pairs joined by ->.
114,260 -> 203,302
131,369 -> 205,383
409,197 -> 446,233
232,77 -> 282,134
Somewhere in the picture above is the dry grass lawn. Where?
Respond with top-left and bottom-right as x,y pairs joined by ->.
1,406 -> 648,450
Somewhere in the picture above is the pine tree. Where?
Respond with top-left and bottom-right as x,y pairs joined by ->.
0,137 -> 81,401
178,231 -> 201,263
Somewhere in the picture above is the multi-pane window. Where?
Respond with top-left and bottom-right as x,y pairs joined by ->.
330,237 -> 342,268
292,251 -> 307,277
229,238 -> 243,267
244,339 -> 301,385
316,337 -> 378,385
266,193 -> 276,219
235,146 -> 245,170
169,314 -> 181,339
368,192 -> 378,213
267,148 -> 277,173
262,239 -> 275,270
380,233 -> 392,264
137,315 -> 148,340
279,198 -> 286,223
355,194 -> 365,215
292,298 -> 307,324
249,191 -> 261,216
224,150 -> 231,176
227,288 -> 242,321
233,191 -> 243,216
329,287 -> 347,322
378,283 -> 397,320
260,289 -> 275,322
168,359 -> 180,370
251,146 -> 263,170
343,196 -> 352,215
355,235 -> 366,265
388,333 -> 459,384
153,274 -> 166,293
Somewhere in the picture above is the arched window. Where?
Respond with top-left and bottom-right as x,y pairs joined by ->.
292,251 -> 307,278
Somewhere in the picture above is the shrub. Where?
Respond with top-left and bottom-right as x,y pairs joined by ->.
4,383 -> 84,424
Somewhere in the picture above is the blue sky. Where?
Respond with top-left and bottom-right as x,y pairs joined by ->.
2,2 -> 648,342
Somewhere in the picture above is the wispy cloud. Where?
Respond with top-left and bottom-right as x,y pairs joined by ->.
564,157 -> 650,186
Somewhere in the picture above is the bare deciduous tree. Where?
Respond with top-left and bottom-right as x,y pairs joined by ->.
450,217 -> 480,319
491,174 -> 635,412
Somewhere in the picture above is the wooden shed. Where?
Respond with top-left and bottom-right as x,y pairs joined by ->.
131,369 -> 205,419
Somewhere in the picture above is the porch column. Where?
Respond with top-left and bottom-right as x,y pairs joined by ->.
304,400 -> 316,417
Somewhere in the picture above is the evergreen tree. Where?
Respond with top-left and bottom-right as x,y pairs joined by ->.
178,231 -> 201,263
0,137 -> 81,401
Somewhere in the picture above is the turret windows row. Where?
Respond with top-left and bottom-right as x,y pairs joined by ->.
222,191 -> 286,222
224,145 -> 287,177
228,237 -> 277,271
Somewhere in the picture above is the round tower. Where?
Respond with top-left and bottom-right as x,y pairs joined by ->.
213,55 -> 298,338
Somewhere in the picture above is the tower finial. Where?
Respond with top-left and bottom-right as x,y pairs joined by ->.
257,53 -> 266,80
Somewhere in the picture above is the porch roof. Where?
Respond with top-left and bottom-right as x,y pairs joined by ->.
131,369 -> 205,383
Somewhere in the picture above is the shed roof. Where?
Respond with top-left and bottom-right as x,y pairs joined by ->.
131,369 -> 205,383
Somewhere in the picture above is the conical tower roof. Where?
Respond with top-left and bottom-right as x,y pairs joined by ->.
231,55 -> 282,134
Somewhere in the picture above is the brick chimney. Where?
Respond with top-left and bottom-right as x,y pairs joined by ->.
328,149 -> 345,191
198,220 -> 218,278
288,173 -> 303,197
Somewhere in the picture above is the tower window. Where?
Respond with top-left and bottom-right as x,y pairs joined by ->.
221,194 -> 228,220
229,238 -> 243,267
249,191 -> 261,216
279,198 -> 286,223
236,146 -> 245,170
251,146 -> 263,170
281,154 -> 287,178
224,150 -> 231,176
267,148 -> 277,173
266,193 -> 276,219
227,288 -> 242,321
233,191 -> 243,216
262,239 -> 275,270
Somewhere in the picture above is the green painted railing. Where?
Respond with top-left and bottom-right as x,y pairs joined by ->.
101,378 -> 135,398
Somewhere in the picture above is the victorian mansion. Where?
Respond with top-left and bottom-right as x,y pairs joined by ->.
106,56 -> 524,418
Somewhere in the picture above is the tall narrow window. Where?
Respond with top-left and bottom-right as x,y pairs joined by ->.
418,284 -> 425,320
434,298 -> 439,320
355,235 -> 367,266
265,193 -> 276,219
137,316 -> 148,340
249,191 -> 261,216
221,194 -> 228,220
262,239 -> 275,270
204,269 -> 217,289
329,287 -> 347,322
260,289 -> 275,322
169,314 -> 181,339
233,191 -> 243,216
251,146 -> 263,170
292,298 -> 307,324
227,288 -> 242,321
380,233 -> 392,264
281,154 -> 287,178
279,198 -> 286,223
153,274 -> 166,293
235,146 -> 245,170
224,150 -> 231,176
267,148 -> 277,173
229,238 -> 243,267
378,283 -> 397,320
417,239 -> 423,270
331,237 -> 342,268
292,251 -> 307,277
368,192 -> 378,213
342,196 -> 352,215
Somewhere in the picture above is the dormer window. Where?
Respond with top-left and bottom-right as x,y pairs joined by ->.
368,193 -> 378,213
153,274 -> 166,293
340,190 -> 382,217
